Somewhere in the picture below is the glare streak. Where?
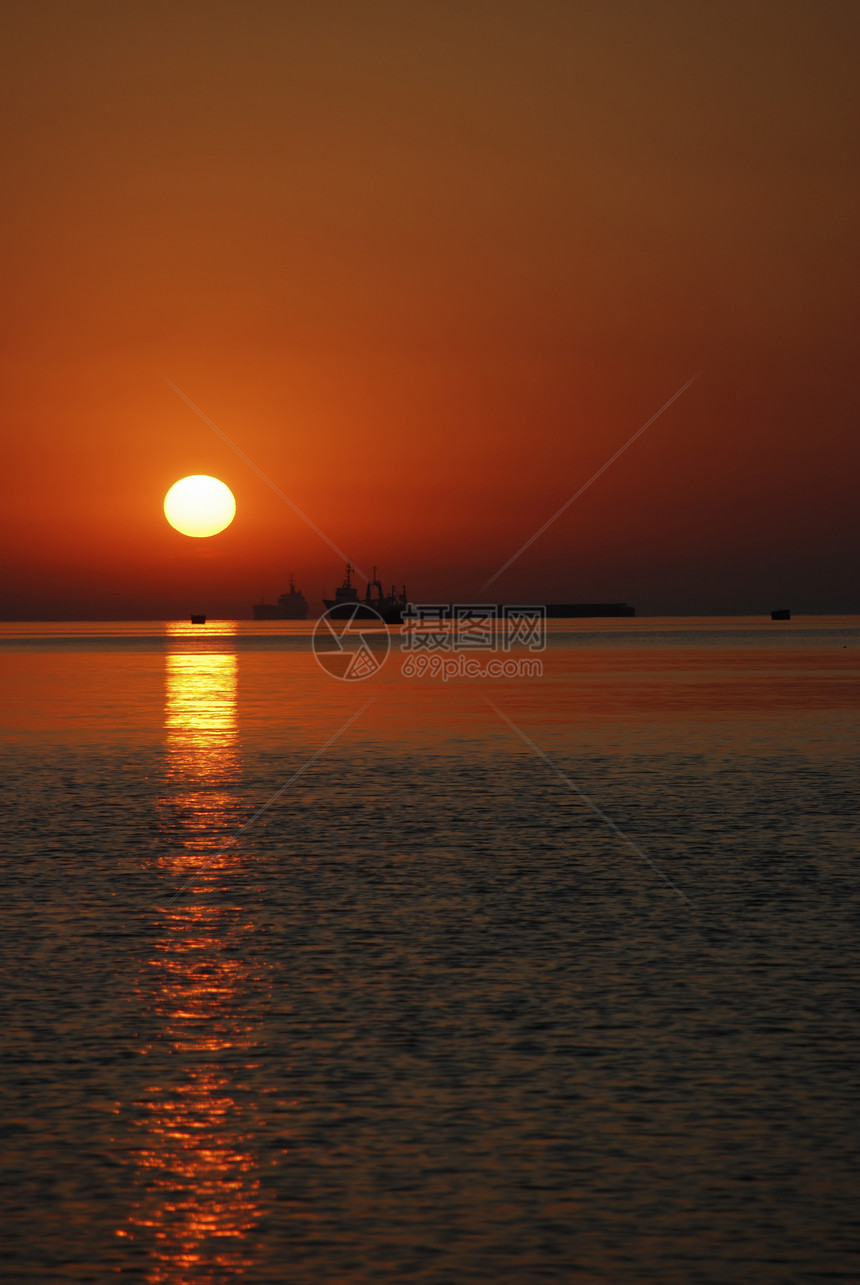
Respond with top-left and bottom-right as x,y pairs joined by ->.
485,697 -> 692,905
161,374 -> 368,580
164,698 -> 375,904
482,372 -> 701,590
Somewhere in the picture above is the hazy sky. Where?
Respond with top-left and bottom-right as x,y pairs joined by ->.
1,0 -> 857,617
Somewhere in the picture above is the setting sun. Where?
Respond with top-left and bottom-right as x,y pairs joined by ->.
163,475 -> 236,538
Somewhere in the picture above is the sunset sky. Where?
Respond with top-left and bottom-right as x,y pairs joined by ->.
1,0 -> 857,618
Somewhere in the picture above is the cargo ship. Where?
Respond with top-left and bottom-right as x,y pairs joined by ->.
323,563 -> 408,624
252,575 -> 308,620
545,603 -> 635,618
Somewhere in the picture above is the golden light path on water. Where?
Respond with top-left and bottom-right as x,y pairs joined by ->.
121,625 -> 265,1282
1,618 -> 858,1280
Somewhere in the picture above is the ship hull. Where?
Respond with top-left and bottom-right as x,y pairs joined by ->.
323,599 -> 403,624
252,603 -> 308,620
544,603 -> 635,618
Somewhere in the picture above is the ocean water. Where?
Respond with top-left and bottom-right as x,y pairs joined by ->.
1,618 -> 858,1284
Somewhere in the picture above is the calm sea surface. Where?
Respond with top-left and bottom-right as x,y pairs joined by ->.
1,618 -> 858,1283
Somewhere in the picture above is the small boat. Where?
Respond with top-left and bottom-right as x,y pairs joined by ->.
190,614 -> 207,624
770,608 -> 791,621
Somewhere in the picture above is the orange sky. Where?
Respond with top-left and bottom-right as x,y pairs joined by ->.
1,1 -> 857,617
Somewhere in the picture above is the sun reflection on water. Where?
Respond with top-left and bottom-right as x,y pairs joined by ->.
163,647 -> 239,875
122,632 -> 265,1281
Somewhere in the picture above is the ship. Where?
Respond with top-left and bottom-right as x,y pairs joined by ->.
252,575 -> 308,620
544,603 -> 635,618
323,563 -> 408,624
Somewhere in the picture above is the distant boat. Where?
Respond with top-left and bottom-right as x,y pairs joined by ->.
252,575 -> 308,620
190,614 -> 206,624
323,563 -> 407,624
771,608 -> 791,621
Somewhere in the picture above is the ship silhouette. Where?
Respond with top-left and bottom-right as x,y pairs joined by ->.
323,563 -> 408,624
252,575 -> 308,620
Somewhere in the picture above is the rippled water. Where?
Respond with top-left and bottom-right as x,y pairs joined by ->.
1,619 -> 858,1283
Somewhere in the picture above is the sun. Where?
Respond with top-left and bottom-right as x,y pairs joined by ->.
164,475 -> 236,538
